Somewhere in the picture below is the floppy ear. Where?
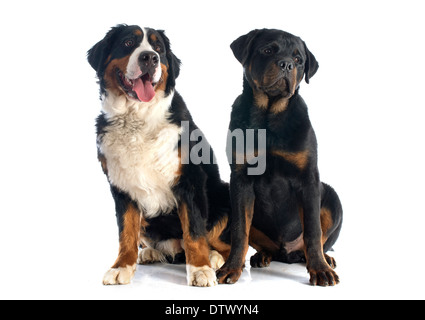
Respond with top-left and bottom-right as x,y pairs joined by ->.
87,24 -> 126,73
87,39 -> 109,72
302,41 -> 319,84
157,30 -> 181,94
230,29 -> 260,66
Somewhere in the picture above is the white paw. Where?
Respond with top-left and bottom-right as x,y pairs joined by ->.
209,250 -> 225,271
102,264 -> 136,285
186,265 -> 217,287
137,247 -> 166,264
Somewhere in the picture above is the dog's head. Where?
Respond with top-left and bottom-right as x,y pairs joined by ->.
88,24 -> 180,102
231,29 -> 318,99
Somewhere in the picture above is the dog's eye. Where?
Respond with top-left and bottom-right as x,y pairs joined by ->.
154,45 -> 162,53
124,39 -> 135,48
294,56 -> 302,64
263,48 -> 273,55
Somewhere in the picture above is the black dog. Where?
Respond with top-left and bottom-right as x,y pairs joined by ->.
88,25 -> 231,286
217,29 -> 343,286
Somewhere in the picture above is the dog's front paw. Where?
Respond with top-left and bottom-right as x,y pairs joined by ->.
102,264 -> 136,285
186,265 -> 217,287
308,263 -> 339,286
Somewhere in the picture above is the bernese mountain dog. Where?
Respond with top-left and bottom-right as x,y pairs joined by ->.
87,24 -> 231,287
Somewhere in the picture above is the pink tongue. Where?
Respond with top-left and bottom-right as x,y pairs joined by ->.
133,77 -> 155,102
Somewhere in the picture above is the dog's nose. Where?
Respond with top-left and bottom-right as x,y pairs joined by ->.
278,59 -> 294,71
139,51 -> 159,68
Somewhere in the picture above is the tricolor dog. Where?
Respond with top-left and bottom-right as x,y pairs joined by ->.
88,24 -> 231,286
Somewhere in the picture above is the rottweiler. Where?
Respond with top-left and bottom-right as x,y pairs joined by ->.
216,29 -> 343,286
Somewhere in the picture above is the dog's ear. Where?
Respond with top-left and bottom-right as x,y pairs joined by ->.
302,41 -> 319,84
87,24 -> 126,73
230,29 -> 260,66
157,30 -> 181,93
87,38 -> 109,73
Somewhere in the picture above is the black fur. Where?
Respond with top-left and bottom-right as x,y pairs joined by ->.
217,29 -> 343,287
88,25 -> 231,285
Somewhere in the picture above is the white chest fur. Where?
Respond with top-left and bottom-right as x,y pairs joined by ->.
99,92 -> 181,218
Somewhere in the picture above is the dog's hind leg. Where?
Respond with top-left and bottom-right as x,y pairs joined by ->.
320,183 -> 343,258
249,226 -> 279,268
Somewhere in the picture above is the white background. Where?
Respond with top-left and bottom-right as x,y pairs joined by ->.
1,0 -> 424,300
